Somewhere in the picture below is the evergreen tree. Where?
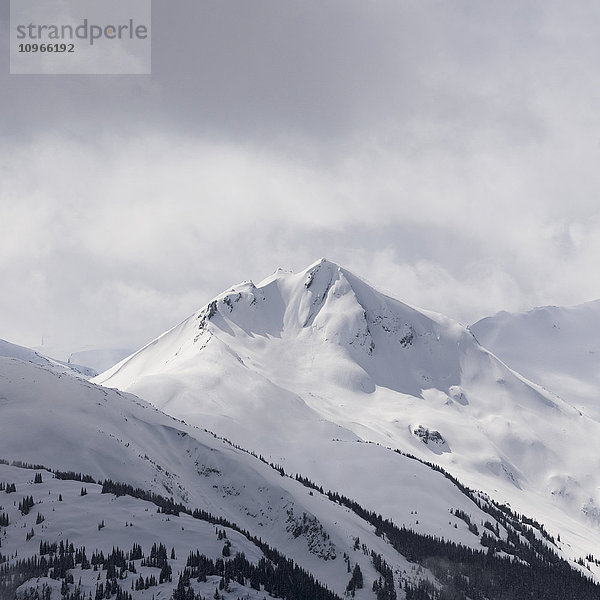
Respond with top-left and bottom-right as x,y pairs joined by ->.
19,495 -> 34,515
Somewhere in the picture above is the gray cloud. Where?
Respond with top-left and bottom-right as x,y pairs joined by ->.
3,1 -> 600,354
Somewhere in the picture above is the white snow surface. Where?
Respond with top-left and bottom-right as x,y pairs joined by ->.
0,338 -> 96,378
4,465 -> 273,600
1,355 -> 520,597
472,301 -> 600,420
67,347 -> 136,373
93,259 -> 600,562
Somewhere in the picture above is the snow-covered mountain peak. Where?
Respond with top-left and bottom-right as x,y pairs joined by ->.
10,264 -> 600,597
207,258 -> 462,352
85,263 -> 600,581
95,261 -> 576,478
95,261 -> 572,412
98,260 -> 480,400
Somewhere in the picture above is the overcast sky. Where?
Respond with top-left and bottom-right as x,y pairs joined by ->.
3,1 -> 600,357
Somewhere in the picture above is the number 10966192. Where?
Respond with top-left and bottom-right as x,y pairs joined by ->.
18,43 -> 74,53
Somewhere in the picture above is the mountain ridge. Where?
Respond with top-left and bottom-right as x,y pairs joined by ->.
6,353 -> 585,599
93,260 -> 600,565
471,300 -> 600,420
5,260 -> 600,597
0,338 -> 97,378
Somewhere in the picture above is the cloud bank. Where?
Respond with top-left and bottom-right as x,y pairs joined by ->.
3,1 -> 600,353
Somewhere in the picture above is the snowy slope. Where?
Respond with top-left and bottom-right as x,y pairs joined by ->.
27,343 -> 132,374
0,338 -> 97,378
5,355 -> 539,599
471,301 -> 600,420
2,464 -> 276,600
67,347 -> 136,373
94,259 -> 600,562
0,355 -> 502,547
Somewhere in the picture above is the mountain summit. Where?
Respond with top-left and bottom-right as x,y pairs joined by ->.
94,260 -> 600,557
97,258 -> 496,398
